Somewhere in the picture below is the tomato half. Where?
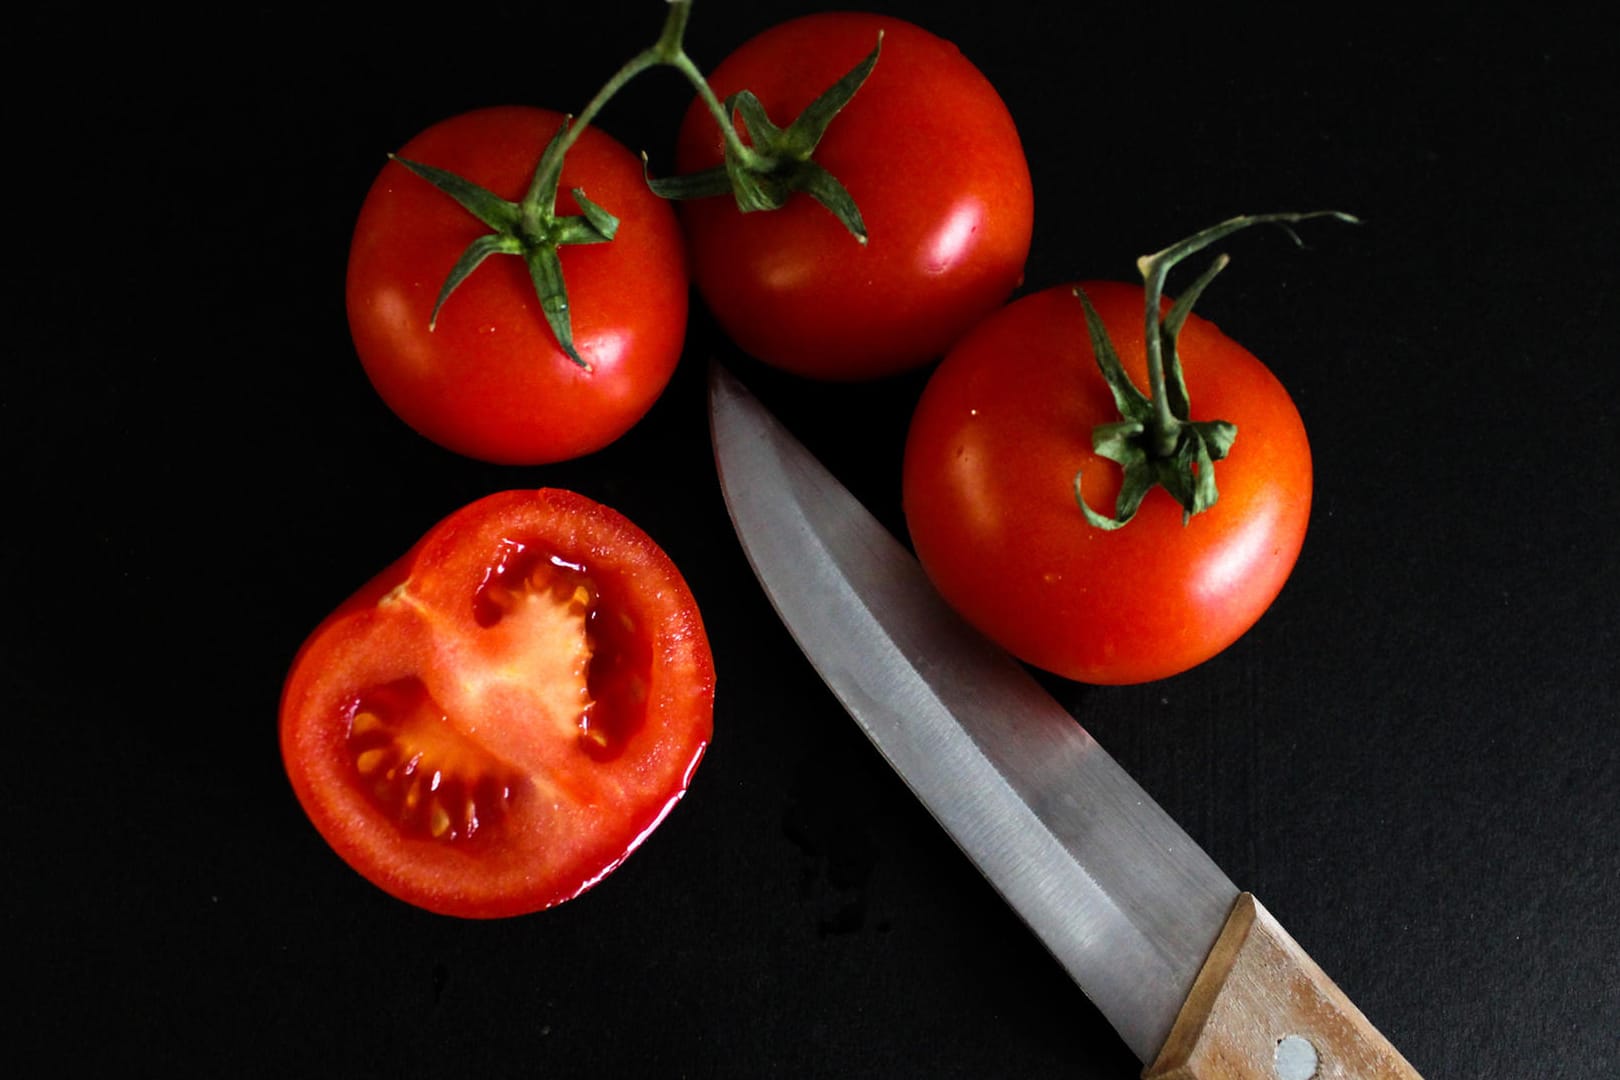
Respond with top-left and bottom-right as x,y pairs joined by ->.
672,13 -> 1033,380
347,106 -> 689,465
279,489 -> 714,918
902,281 -> 1312,685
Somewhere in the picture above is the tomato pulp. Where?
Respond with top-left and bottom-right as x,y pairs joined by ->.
902,281 -> 1313,685
279,489 -> 714,917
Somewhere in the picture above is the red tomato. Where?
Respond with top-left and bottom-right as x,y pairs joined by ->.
672,13 -> 1033,380
346,106 -> 688,464
279,489 -> 714,918
902,281 -> 1312,685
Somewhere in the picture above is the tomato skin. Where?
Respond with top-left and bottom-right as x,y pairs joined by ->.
279,489 -> 714,918
346,106 -> 689,464
672,13 -> 1033,381
902,281 -> 1312,685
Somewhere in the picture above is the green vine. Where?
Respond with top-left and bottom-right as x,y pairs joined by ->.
1074,211 -> 1360,530
388,0 -> 876,369
646,33 -> 882,243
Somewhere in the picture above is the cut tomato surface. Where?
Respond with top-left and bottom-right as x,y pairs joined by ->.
279,489 -> 713,918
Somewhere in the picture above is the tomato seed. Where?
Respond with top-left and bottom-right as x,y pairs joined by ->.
344,678 -> 520,845
429,803 -> 452,839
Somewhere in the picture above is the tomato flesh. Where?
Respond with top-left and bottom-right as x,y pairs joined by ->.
471,537 -> 651,761
280,489 -> 713,917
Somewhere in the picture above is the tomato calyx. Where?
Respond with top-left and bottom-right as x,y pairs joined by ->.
391,118 -> 620,370
382,0 -> 705,370
648,33 -> 882,244
1074,210 -> 1359,530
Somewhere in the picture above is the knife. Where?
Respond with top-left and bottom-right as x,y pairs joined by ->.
708,362 -> 1421,1079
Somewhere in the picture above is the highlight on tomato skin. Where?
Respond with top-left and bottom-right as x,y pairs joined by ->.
278,489 -> 714,919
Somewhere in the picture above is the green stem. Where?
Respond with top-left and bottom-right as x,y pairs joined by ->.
525,52 -> 658,209
665,49 -> 772,171
1073,210 -> 1357,530
525,0 -> 766,212
1139,252 -> 1178,458
1136,211 -> 1359,455
655,1 -> 771,170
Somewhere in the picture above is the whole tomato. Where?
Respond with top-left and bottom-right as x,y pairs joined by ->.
279,489 -> 714,918
671,12 -> 1033,381
346,106 -> 688,465
902,279 -> 1314,686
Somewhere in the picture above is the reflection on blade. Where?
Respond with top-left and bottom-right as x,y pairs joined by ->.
708,363 -> 1239,1064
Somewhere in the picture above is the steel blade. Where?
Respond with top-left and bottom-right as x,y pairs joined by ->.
708,363 -> 1240,1064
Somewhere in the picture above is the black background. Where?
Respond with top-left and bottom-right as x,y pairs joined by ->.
13,2 -> 1616,1076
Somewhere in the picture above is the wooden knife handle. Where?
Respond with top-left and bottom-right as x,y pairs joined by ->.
1143,893 -> 1421,1079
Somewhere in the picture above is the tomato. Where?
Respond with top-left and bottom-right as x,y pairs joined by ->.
279,489 -> 714,918
901,280 -> 1313,685
346,106 -> 688,465
671,12 -> 1033,381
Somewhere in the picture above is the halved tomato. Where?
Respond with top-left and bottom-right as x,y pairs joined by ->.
279,489 -> 714,918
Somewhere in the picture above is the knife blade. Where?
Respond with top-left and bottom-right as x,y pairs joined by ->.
708,362 -> 1421,1078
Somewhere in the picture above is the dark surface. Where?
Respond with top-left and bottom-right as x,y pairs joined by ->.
13,3 -> 1616,1076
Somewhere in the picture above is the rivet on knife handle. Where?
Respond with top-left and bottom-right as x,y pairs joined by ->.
1144,893 -> 1422,1079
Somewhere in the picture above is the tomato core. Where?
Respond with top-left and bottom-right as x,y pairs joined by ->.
472,539 -> 651,763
